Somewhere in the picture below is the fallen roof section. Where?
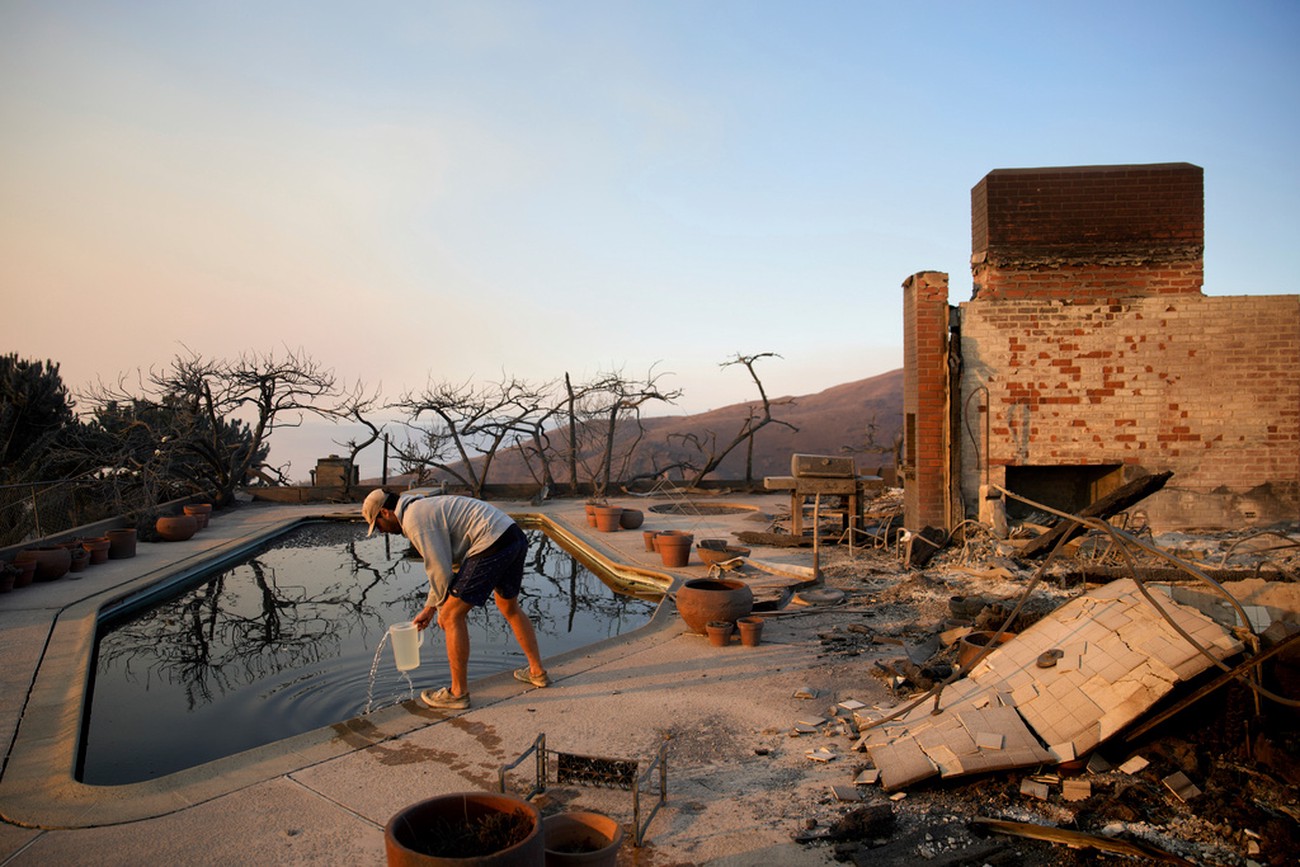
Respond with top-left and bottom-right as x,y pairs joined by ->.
855,578 -> 1244,789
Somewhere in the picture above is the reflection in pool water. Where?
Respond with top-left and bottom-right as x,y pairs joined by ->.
81,522 -> 658,785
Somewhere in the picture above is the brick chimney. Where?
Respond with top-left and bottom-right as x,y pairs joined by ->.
971,163 -> 1204,301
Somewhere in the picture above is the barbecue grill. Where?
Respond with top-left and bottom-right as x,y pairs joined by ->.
764,454 -> 882,536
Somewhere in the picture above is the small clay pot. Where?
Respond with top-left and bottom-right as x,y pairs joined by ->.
654,530 -> 693,550
592,506 -> 623,532
584,503 -> 599,527
737,615 -> 763,647
106,528 -> 137,559
82,536 -> 112,565
0,565 -> 17,594
619,508 -> 644,530
957,630 -> 1016,669
68,548 -> 90,574
155,514 -> 199,542
543,810 -> 624,867
642,530 -> 658,552
183,503 -> 212,529
657,533 -> 692,567
706,620 -> 734,647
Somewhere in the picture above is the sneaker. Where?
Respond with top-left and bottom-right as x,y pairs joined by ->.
420,687 -> 470,709
513,668 -> 551,688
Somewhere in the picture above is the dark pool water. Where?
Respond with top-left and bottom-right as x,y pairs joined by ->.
81,522 -> 658,785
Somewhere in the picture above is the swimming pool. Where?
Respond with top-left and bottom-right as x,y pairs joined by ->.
81,521 -> 659,785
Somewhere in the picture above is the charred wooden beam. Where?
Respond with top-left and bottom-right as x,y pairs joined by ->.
1019,470 -> 1173,559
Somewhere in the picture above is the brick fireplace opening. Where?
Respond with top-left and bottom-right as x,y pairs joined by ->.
1003,464 -> 1125,521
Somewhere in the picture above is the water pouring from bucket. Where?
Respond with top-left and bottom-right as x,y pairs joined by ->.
389,622 -> 424,671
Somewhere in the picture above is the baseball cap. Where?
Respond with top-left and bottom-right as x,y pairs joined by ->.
362,489 -> 397,536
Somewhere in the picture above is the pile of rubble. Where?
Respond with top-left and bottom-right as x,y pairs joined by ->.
774,495 -> 1299,866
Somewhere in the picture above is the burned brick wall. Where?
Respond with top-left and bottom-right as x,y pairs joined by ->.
959,293 -> 1300,529
903,162 -> 1300,532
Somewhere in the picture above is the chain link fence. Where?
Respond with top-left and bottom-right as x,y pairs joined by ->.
0,477 -> 137,547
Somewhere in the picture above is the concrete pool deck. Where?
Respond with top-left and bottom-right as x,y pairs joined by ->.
1,494 -> 861,865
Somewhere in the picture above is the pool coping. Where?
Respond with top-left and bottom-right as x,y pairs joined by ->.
0,508 -> 681,829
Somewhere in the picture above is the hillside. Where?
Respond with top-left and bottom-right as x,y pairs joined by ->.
482,368 -> 903,485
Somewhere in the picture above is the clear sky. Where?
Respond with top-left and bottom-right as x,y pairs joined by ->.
2,1 -> 1298,481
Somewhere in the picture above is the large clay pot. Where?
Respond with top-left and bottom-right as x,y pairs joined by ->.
183,503 -> 212,529
155,514 -> 198,542
618,509 -> 644,531
82,536 -> 112,565
674,578 -> 754,634
15,546 -> 71,582
592,506 -> 623,533
543,810 -> 624,867
107,528 -> 137,559
384,791 -> 544,866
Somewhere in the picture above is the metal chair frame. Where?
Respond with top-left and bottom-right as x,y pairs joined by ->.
498,733 -> 669,847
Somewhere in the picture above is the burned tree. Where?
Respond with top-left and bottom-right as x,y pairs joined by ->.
670,352 -> 797,489
392,374 -> 549,498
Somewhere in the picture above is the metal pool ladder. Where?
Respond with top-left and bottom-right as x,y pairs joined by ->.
498,733 -> 669,846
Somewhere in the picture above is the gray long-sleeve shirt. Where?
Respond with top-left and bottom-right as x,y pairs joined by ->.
394,493 -> 516,609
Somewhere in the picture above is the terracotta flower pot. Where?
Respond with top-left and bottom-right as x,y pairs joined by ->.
155,514 -> 198,542
592,506 -> 623,533
68,548 -> 90,574
584,503 -> 598,527
642,530 -> 658,552
384,791 -> 543,866
542,810 -> 624,867
618,509 -> 644,530
737,615 -> 763,647
674,577 -> 754,634
653,530 -> 692,554
706,620 -> 734,647
15,546 -> 71,582
957,630 -> 1016,669
183,503 -> 212,528
106,528 -> 137,559
657,534 -> 692,567
82,536 -> 112,565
